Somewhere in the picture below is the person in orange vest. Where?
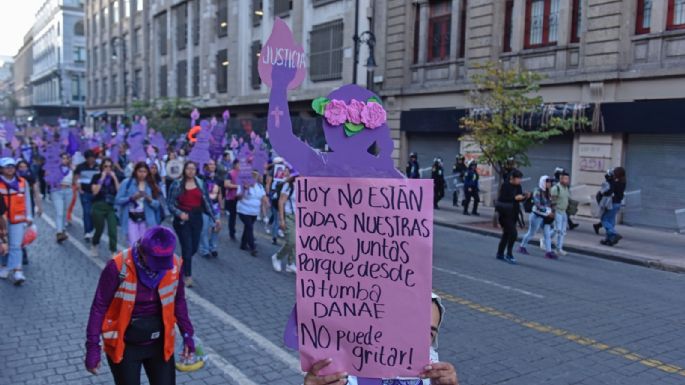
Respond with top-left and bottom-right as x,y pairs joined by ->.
85,226 -> 195,384
0,157 -> 33,285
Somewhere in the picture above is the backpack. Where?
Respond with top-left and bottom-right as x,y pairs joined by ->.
523,195 -> 534,213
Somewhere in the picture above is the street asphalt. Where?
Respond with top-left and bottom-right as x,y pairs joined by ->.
0,200 -> 683,385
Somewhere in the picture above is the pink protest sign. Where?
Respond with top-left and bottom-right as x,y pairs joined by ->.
295,176 -> 434,379
258,18 -> 307,90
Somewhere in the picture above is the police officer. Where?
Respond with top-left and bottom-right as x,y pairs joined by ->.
452,154 -> 467,206
432,158 -> 446,209
463,160 -> 480,216
406,152 -> 420,179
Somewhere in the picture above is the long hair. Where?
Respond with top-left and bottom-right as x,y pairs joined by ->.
180,161 -> 198,193
100,157 -> 114,172
133,162 -> 161,199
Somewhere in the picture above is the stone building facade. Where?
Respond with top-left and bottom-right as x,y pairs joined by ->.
86,0 -> 377,140
30,0 -> 86,124
13,32 -> 35,124
374,0 -> 685,231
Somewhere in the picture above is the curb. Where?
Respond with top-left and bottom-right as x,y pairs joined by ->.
434,220 -> 685,275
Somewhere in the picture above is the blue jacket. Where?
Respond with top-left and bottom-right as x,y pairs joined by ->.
115,178 -> 162,235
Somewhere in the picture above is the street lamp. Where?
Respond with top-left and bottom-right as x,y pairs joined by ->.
353,31 -> 377,90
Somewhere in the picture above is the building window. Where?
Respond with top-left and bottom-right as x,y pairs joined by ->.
216,49 -> 228,93
274,0 -> 292,17
101,7 -> 107,36
93,46 -> 98,68
133,28 -> 141,54
101,43 -> 107,65
525,0 -> 560,48
159,65 -> 167,97
175,3 -> 188,50
428,0 -> 451,62
251,41 -> 261,90
72,76 -> 84,101
124,0 -> 131,18
668,0 -> 685,29
92,17 -> 97,38
102,77 -> 107,103
94,79 -> 99,104
113,1 -> 119,25
111,75 -> 117,100
503,0 -> 514,52
192,0 -> 200,46
157,13 -> 167,55
192,57 -> 200,96
571,0 -> 581,42
74,47 -> 85,63
309,19 -> 343,82
217,0 -> 228,37
136,0 -> 144,12
253,0 -> 263,26
458,0 -> 467,58
74,20 -> 84,36
413,4 -> 420,63
636,0 -> 651,34
134,69 -> 141,98
177,60 -> 187,97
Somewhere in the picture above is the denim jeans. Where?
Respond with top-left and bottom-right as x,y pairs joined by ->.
173,211 -> 203,277
239,214 -> 257,251
1,222 -> 26,270
601,203 -> 621,240
51,188 -> 73,233
276,214 -> 296,265
520,213 -> 552,252
199,214 -> 218,255
270,204 -> 280,240
554,211 -> 568,251
80,192 -> 94,234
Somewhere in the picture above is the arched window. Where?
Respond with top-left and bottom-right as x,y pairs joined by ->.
74,20 -> 84,36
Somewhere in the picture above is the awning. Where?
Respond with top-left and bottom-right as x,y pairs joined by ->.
601,98 -> 685,134
400,109 -> 468,134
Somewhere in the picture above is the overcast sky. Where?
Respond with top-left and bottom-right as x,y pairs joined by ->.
0,0 -> 45,59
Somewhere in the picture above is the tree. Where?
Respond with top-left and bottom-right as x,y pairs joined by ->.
129,98 -> 194,137
460,62 -> 587,179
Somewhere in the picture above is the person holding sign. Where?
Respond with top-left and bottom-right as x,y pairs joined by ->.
303,294 -> 458,385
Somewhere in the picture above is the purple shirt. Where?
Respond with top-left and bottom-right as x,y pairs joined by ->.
85,259 -> 194,367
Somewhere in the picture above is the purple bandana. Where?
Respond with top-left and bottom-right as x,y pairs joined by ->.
131,246 -> 165,289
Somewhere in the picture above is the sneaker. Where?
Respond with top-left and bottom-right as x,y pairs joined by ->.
504,255 -> 517,265
593,223 -> 601,235
56,232 -> 69,244
271,254 -> 282,272
0,267 -> 10,279
496,254 -> 505,260
516,246 -> 529,255
12,270 -> 26,286
539,238 -> 545,250
262,217 -> 269,225
544,252 -> 559,260
556,249 -> 567,257
84,231 -> 94,241
13,270 -> 26,285
211,251 -> 218,258
285,263 -> 297,273
90,244 -> 99,258
265,227 -> 271,235
278,229 -> 285,238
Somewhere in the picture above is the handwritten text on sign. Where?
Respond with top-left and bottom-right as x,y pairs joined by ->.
295,177 -> 434,379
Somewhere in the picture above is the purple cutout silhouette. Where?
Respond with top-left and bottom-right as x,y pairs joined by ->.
187,120 -> 212,171
44,143 -> 63,188
128,123 -> 147,163
151,132 -> 168,158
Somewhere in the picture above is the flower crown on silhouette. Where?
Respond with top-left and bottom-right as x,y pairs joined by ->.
312,96 -> 387,137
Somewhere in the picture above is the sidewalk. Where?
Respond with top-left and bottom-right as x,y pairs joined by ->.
433,203 -> 685,274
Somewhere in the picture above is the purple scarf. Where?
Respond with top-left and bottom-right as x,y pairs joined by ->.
131,246 -> 165,289
60,166 -> 70,177
0,176 -> 20,192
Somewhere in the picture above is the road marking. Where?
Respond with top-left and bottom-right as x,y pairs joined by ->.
434,289 -> 685,378
41,213 -> 291,384
433,266 -> 545,299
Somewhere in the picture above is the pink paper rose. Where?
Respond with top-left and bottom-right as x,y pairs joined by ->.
346,99 -> 366,125
361,102 -> 387,129
324,100 -> 348,126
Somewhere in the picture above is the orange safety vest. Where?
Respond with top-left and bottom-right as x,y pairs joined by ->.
0,177 -> 28,224
101,249 -> 183,364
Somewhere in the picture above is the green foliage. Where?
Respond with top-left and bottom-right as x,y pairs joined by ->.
129,98 -> 194,137
460,62 -> 587,177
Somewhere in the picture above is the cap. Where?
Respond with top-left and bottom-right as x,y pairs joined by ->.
139,226 -> 177,271
273,157 -> 285,164
0,158 -> 17,168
